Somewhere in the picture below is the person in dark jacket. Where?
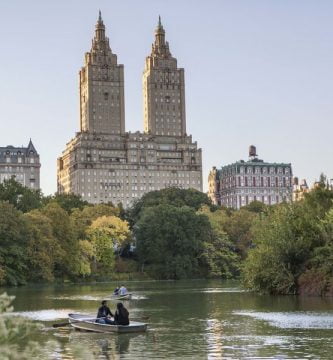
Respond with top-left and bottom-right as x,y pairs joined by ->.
114,302 -> 129,325
96,300 -> 114,324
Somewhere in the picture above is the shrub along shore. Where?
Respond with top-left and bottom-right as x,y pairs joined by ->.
0,178 -> 332,296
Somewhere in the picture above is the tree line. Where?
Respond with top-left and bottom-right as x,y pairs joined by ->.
1,177 -> 332,296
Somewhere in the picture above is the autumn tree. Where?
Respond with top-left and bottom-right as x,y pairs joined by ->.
87,216 -> 130,273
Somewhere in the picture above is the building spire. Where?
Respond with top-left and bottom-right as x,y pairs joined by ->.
94,9 -> 105,41
152,15 -> 171,58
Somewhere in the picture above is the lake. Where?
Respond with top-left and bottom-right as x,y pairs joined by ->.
5,279 -> 333,359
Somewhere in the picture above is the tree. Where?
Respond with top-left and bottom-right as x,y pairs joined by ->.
223,209 -> 257,258
43,193 -> 89,214
0,178 -> 42,212
87,216 -> 130,273
242,199 -> 326,295
71,203 -> 120,240
135,204 -> 210,279
127,187 -> 212,226
198,206 -> 240,278
41,203 -> 80,279
0,202 -> 28,286
23,210 -> 60,282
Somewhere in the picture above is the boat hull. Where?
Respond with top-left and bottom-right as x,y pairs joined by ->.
110,293 -> 132,300
68,313 -> 147,333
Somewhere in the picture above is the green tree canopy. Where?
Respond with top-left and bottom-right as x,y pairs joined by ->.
23,210 -> 60,282
198,206 -> 240,278
135,204 -> 211,279
0,178 -> 43,212
242,186 -> 333,295
87,215 -> 130,273
0,202 -> 28,286
127,187 -> 212,226
43,193 -> 89,213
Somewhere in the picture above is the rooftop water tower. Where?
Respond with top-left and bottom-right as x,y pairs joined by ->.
249,145 -> 258,160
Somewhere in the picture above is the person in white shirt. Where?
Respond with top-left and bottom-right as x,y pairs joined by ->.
119,285 -> 128,296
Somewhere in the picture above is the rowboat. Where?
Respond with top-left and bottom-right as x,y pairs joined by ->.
68,313 -> 147,333
110,293 -> 132,300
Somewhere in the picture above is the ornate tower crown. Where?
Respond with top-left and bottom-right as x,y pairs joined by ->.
143,16 -> 186,137
79,11 -> 125,134
151,16 -> 171,59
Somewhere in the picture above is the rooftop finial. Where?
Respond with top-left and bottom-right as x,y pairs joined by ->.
98,10 -> 102,22
158,15 -> 162,28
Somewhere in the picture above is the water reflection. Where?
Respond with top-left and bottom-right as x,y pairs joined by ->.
4,280 -> 333,359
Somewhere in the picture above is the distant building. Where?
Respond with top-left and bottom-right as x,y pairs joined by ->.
0,139 -> 40,190
208,146 -> 293,209
57,13 -> 202,207
293,177 -> 309,201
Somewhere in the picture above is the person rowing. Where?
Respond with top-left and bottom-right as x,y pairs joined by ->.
119,285 -> 128,296
96,300 -> 114,324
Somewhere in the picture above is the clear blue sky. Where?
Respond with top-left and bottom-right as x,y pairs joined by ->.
0,0 -> 332,195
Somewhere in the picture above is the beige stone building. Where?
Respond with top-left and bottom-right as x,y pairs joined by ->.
292,177 -> 309,201
0,139 -> 41,190
57,13 -> 202,207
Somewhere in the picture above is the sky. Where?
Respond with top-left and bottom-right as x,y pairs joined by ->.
0,0 -> 332,195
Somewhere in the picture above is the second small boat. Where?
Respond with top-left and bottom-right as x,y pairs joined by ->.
110,293 -> 132,300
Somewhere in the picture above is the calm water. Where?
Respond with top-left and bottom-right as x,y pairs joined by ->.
5,280 -> 333,359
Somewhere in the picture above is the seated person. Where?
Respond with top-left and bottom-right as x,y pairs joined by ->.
114,302 -> 129,325
96,300 -> 114,324
119,285 -> 128,296
113,287 -> 120,295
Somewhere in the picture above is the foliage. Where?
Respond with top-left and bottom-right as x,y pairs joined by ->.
135,204 -> 210,279
24,211 -> 60,282
0,293 -> 39,359
0,202 -> 28,286
43,193 -> 89,213
0,178 -> 43,212
242,187 -> 333,295
87,216 -> 130,273
0,292 -> 96,359
41,203 -> 80,279
223,209 -> 257,258
198,206 -> 240,278
71,203 -> 120,240
127,187 -> 212,226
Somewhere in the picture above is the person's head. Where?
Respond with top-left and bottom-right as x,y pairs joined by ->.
117,302 -> 123,310
101,300 -> 108,306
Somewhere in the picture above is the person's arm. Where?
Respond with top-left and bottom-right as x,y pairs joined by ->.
97,307 -> 102,318
107,307 -> 114,317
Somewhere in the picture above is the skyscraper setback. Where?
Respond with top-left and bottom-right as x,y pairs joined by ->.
57,13 -> 202,206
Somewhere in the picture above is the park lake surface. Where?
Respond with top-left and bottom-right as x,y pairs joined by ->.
5,280 -> 333,359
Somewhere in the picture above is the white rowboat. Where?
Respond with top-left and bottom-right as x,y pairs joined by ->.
110,293 -> 132,300
68,313 -> 147,333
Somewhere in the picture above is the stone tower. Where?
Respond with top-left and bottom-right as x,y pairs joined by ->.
143,17 -> 186,136
58,14 -> 203,206
79,11 -> 125,134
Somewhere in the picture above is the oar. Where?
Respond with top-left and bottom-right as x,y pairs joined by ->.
52,317 -> 105,328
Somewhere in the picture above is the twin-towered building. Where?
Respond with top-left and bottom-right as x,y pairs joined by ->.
208,146 -> 293,209
57,13 -> 202,207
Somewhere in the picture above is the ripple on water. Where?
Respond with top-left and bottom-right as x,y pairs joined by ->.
234,311 -> 333,329
201,288 -> 248,293
48,294 -> 148,301
12,309 -> 75,321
